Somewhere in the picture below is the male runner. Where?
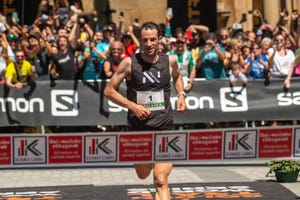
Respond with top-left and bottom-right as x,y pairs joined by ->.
104,21 -> 187,200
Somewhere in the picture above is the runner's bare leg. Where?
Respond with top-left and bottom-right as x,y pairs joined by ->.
153,162 -> 173,200
134,163 -> 154,179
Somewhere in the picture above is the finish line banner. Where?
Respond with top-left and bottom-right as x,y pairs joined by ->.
0,127 -> 299,168
1,78 -> 300,126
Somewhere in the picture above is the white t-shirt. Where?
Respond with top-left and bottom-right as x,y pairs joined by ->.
268,48 -> 295,78
0,45 -> 14,72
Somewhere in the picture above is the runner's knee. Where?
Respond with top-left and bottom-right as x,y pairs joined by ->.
154,172 -> 168,188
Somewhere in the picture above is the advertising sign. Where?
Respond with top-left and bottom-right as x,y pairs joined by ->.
224,130 -> 257,159
154,133 -> 187,161
48,135 -> 82,163
84,135 -> 117,162
258,128 -> 293,158
0,136 -> 11,165
13,136 -> 46,164
119,134 -> 153,162
189,131 -> 222,160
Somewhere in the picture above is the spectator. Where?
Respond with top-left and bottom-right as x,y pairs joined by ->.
5,49 -> 37,89
27,32 -> 51,80
224,38 -> 244,75
245,43 -> 269,79
0,30 -> 14,83
268,34 -> 295,89
196,32 -> 227,79
229,62 -> 247,86
158,41 -> 168,54
121,25 -> 140,57
102,40 -> 126,79
49,15 -> 79,80
186,24 -> 209,61
261,37 -> 272,56
77,41 -> 100,81
168,37 -> 196,92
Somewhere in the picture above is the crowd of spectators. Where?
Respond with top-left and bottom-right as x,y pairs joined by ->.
0,0 -> 300,132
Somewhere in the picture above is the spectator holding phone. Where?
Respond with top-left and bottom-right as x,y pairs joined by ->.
196,32 -> 226,79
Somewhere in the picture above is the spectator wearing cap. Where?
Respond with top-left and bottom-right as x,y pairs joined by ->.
168,37 -> 196,92
196,32 -> 227,79
7,33 -> 18,57
122,25 -> 140,57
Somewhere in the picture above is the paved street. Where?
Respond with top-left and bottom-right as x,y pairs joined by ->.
0,163 -> 299,198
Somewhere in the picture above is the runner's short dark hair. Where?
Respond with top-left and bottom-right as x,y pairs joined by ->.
140,21 -> 161,37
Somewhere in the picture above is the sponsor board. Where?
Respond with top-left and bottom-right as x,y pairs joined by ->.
48,135 -> 82,163
220,87 -> 248,112
51,90 -> 79,116
84,135 -> 117,162
13,136 -> 46,164
258,128 -> 293,158
224,130 -> 257,159
189,131 -> 222,160
119,134 -> 153,162
0,136 -> 11,165
154,133 -> 187,161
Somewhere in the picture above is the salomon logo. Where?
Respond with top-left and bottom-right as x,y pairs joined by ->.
51,90 -> 79,116
220,87 -> 248,112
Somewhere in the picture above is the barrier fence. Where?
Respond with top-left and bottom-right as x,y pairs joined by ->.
0,126 -> 299,168
1,78 -> 300,126
1,78 -> 300,168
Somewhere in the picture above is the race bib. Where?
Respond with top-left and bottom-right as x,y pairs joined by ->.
137,90 -> 165,111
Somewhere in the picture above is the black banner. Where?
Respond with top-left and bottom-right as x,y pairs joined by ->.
0,78 -> 299,126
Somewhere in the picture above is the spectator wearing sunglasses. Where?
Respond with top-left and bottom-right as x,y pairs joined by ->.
102,40 -> 126,79
268,34 -> 295,89
5,49 -> 37,89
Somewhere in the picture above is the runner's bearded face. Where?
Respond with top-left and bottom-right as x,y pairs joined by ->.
141,29 -> 160,57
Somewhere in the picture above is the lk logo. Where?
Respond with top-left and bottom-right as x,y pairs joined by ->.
51,90 -> 79,116
18,139 -> 42,156
159,136 -> 182,153
88,138 -> 113,155
229,133 -> 252,151
224,131 -> 257,159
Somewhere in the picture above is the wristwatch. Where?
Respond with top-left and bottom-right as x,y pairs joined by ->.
177,91 -> 186,98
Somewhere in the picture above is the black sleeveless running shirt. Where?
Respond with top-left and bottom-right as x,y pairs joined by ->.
126,53 -> 173,131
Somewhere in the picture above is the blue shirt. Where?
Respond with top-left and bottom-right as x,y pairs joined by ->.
246,54 -> 268,78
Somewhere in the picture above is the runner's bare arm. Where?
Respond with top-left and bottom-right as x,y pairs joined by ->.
104,57 -> 151,120
169,54 -> 187,112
